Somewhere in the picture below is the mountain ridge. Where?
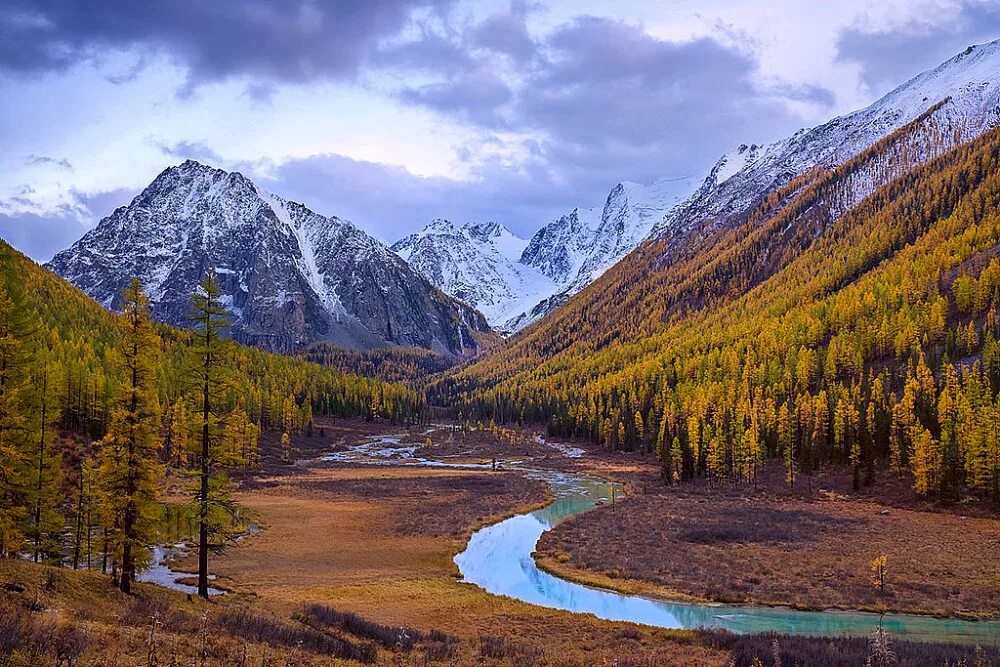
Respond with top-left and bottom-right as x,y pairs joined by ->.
48,160 -> 494,356
399,40 -> 1000,335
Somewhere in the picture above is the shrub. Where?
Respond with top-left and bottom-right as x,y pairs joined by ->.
699,630 -> 1000,667
479,635 -> 543,667
217,607 -> 377,663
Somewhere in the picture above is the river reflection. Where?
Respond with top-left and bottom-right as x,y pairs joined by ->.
455,468 -> 1000,645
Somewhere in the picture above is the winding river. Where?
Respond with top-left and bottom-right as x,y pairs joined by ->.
334,433 -> 1000,645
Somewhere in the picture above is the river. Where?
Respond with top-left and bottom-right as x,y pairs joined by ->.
326,431 -> 1000,645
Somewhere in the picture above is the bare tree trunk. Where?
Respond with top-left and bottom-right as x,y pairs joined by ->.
198,357 -> 210,599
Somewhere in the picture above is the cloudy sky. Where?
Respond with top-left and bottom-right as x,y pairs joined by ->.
2,0 -> 999,261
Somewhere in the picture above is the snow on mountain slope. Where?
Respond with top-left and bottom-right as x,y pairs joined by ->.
395,173 -> 703,333
402,41 -> 1000,336
391,219 -> 556,329
652,40 -> 1000,240
48,161 -> 491,355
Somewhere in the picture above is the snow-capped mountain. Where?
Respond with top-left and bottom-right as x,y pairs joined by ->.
407,40 -> 1000,336
395,174 -> 701,333
652,40 -> 1000,240
391,220 -> 557,328
47,161 -> 492,355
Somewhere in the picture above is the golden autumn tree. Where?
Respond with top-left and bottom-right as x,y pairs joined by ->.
0,284 -> 27,556
98,278 -> 164,593
187,269 -> 237,599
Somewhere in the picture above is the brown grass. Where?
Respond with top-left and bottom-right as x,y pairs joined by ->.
198,420 -> 727,665
536,473 -> 1000,619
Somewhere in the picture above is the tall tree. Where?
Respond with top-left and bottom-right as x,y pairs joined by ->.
0,285 -> 27,556
188,270 -> 236,599
98,278 -> 163,593
22,353 -> 64,562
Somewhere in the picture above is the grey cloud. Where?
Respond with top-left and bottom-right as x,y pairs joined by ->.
259,150 -> 587,243
375,29 -> 475,74
155,140 -> 224,165
271,14 -> 822,241
26,154 -> 73,169
471,1 -> 537,62
0,0 -> 450,87
0,187 -> 135,262
396,16 -> 812,188
520,21 -> 789,148
836,2 -> 1000,94
397,68 -> 513,125
766,82 -> 837,107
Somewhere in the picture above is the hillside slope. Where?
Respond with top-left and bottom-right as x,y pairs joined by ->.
1,239 -> 426,431
443,104 -> 1000,500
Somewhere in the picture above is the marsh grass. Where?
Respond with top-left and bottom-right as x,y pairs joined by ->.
700,630 -> 1000,667
478,635 -> 544,667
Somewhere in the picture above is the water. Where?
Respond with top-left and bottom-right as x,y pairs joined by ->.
454,467 -> 1000,645
137,543 -> 226,596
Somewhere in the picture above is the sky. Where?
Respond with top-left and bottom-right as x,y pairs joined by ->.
2,0 -> 999,262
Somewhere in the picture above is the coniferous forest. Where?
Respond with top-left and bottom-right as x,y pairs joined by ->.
437,120 -> 1000,503
0,239 -> 424,582
4,13 -> 1000,664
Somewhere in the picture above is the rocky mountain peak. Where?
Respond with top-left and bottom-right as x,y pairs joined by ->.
48,163 -> 492,355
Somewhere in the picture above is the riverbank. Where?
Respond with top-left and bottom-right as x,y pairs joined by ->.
6,419 -> 997,665
534,454 -> 1000,622
202,419 -> 728,666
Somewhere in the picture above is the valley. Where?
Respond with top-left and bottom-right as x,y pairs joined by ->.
4,15 -> 1000,667
6,418 -> 996,665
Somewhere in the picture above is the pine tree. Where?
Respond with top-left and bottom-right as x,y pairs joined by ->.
910,427 -> 939,495
778,402 -> 795,489
98,278 -> 164,593
937,365 -> 961,499
187,269 -> 237,599
282,395 -> 297,436
170,400 -> 190,467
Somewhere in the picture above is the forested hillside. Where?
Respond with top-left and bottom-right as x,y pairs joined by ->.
298,342 -> 458,386
0,240 -> 424,575
438,119 -> 1000,501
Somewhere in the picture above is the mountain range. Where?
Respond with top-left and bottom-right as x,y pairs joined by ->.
45,39 -> 1000,356
392,175 -> 701,332
47,161 -> 493,355
398,42 -> 1000,334
445,39 -> 1000,407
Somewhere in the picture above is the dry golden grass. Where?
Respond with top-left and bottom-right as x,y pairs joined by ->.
201,445 -> 726,666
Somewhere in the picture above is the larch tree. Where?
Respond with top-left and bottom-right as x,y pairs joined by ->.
187,269 -> 238,599
169,399 -> 190,467
23,353 -> 65,562
98,278 -> 164,593
0,284 -> 27,556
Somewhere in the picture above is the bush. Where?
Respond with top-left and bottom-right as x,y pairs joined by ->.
298,604 -> 459,660
479,635 -> 543,667
217,607 -> 377,663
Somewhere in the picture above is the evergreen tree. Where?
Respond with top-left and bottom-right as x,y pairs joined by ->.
281,432 -> 291,463
98,278 -> 163,593
187,270 -> 237,599
0,285 -> 27,556
22,354 -> 64,562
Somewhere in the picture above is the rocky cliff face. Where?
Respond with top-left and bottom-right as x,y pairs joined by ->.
48,161 -> 492,355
